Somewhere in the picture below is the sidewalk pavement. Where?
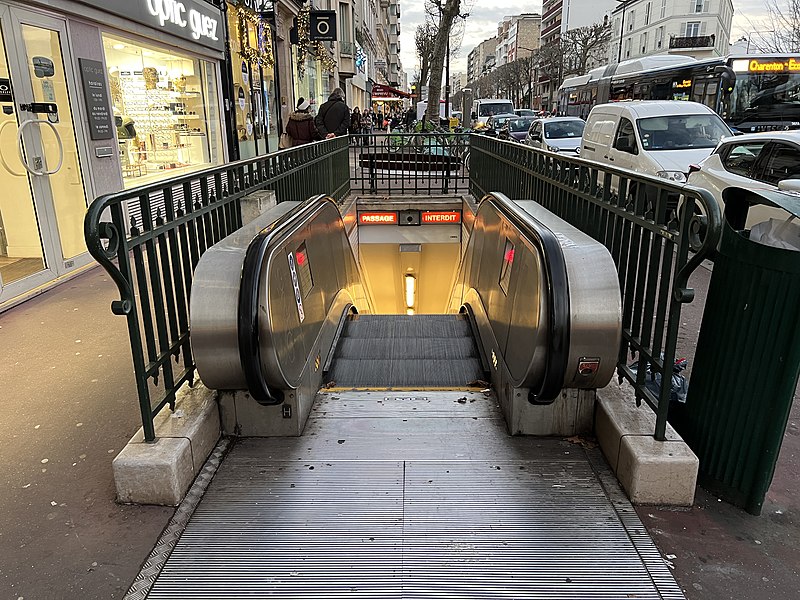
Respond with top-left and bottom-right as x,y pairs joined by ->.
0,266 -> 172,600
0,263 -> 798,599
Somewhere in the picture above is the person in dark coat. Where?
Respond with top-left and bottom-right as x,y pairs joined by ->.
285,98 -> 319,146
315,87 -> 350,138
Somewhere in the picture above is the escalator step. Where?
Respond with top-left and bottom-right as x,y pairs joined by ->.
326,357 -> 485,388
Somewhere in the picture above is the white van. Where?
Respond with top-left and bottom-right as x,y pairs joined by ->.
581,101 -> 732,182
471,99 -> 515,126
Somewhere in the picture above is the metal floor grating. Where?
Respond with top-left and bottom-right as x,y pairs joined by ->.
138,391 -> 685,599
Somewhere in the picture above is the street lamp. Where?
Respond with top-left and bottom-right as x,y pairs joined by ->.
615,0 -> 634,63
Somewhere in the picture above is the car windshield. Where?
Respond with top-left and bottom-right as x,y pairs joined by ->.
509,117 -> 535,132
492,116 -> 513,127
480,103 -> 514,116
544,120 -> 585,139
516,109 -> 536,117
637,114 -> 731,151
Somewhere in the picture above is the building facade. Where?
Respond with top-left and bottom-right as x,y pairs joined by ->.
0,0 -> 404,310
496,14 -> 541,67
467,36 -> 497,82
608,0 -> 734,64
542,0 -> 615,46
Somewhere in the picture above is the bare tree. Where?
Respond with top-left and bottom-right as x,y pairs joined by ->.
414,20 -> 438,91
424,0 -> 463,123
561,22 -> 611,77
746,0 -> 800,53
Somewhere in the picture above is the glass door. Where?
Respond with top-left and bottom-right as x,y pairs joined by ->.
0,7 -> 90,305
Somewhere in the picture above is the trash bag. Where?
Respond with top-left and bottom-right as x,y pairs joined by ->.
629,355 -> 689,403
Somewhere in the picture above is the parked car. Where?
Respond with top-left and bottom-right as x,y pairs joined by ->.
515,109 -> 536,117
482,113 -> 517,137
525,117 -> 585,154
580,101 -> 732,181
686,131 -> 800,228
505,117 -> 537,142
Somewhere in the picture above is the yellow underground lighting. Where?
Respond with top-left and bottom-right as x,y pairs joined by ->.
404,274 -> 416,309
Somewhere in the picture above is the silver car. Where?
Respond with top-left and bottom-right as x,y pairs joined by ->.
686,130 -> 800,228
525,117 -> 586,154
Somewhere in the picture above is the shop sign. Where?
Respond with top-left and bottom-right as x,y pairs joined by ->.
83,0 -> 224,51
310,11 -> 337,41
0,78 -> 12,103
748,58 -> 800,73
78,59 -> 113,140
421,211 -> 461,224
359,212 -> 398,225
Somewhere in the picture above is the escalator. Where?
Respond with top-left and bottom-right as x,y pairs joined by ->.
131,193 -> 686,599
325,314 -> 486,388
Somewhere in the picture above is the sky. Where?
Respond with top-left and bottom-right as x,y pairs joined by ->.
399,0 -> 772,82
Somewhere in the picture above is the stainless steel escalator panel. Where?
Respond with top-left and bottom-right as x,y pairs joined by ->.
143,391 -> 684,600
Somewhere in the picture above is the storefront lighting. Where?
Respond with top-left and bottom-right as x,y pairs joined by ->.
405,274 -> 416,309
236,2 -> 274,68
112,44 -> 125,50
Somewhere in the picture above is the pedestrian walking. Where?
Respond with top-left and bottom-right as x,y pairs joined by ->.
362,108 -> 374,146
350,106 -> 362,144
315,87 -> 350,139
285,98 -> 319,146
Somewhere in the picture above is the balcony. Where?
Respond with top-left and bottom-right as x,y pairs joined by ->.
669,34 -> 715,51
340,41 -> 356,57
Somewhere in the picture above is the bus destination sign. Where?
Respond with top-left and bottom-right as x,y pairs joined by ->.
748,58 -> 800,73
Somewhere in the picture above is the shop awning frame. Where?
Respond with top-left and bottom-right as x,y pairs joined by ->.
371,84 -> 412,99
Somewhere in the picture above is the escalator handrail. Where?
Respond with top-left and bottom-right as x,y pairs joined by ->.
481,192 -> 571,403
237,194 -> 335,405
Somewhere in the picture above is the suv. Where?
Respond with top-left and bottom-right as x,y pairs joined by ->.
687,131 -> 800,227
581,101 -> 732,182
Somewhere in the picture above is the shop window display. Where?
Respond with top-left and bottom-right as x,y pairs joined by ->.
226,1 -> 279,158
102,34 -> 222,186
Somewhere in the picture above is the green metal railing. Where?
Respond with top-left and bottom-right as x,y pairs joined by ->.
84,138 -> 349,441
349,131 -> 470,195
469,135 -> 721,441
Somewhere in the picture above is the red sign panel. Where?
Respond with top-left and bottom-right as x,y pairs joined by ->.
359,212 -> 398,225
421,211 -> 461,224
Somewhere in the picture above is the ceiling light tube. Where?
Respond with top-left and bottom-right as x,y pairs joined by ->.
404,274 -> 416,309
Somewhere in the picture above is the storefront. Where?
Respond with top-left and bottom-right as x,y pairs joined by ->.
225,0 -> 279,159
370,83 -> 411,121
0,0 -> 226,309
289,5 -> 336,114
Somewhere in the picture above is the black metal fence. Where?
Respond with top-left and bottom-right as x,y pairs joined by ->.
84,138 -> 349,441
469,135 -> 722,441
349,131 -> 470,195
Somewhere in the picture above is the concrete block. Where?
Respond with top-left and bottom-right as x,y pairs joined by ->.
113,382 -> 220,505
113,437 -> 194,506
596,379 -> 698,507
241,189 -> 277,225
595,380 -> 682,471
617,435 -> 699,506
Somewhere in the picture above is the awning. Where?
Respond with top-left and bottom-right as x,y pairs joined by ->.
371,84 -> 412,99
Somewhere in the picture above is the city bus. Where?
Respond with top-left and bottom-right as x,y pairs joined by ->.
558,54 -> 800,132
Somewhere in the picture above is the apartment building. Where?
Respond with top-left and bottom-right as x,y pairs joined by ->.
608,0 -> 733,63
541,0 -> 615,46
496,14 -> 542,67
467,36 -> 498,82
